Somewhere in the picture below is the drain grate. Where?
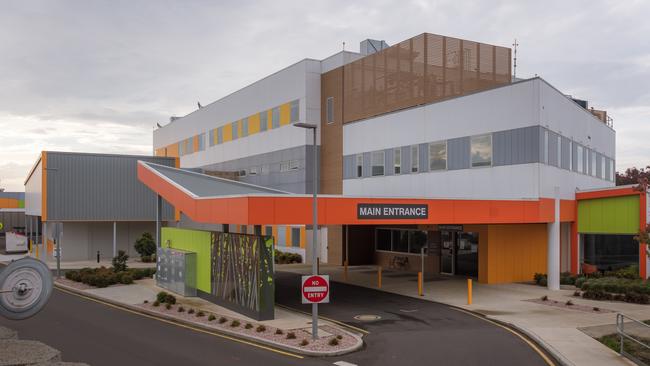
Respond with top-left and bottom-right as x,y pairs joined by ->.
354,314 -> 382,322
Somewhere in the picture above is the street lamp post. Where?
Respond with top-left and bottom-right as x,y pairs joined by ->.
294,122 -> 319,339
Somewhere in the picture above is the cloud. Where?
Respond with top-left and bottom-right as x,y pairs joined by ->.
0,0 -> 649,191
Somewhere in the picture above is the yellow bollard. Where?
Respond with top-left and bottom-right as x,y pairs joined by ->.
378,266 -> 382,289
418,271 -> 423,296
343,260 -> 348,281
467,278 -> 473,305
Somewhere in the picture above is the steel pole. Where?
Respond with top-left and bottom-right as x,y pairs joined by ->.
311,127 -> 318,340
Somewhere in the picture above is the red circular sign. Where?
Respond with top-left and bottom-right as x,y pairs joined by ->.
302,275 -> 329,303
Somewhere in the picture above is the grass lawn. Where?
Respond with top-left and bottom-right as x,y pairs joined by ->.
598,333 -> 650,364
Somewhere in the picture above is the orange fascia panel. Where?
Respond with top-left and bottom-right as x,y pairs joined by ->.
42,152 -> 47,221
560,200 -> 576,222
576,187 -> 639,200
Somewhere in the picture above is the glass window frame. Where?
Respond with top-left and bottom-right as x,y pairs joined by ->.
272,107 -> 280,128
394,148 -> 401,175
428,140 -> 447,171
470,133 -> 492,168
242,118 -> 248,137
232,121 -> 239,140
411,145 -> 419,173
290,100 -> 300,123
356,154 -> 363,178
260,112 -> 268,132
326,97 -> 334,124
371,150 -> 385,176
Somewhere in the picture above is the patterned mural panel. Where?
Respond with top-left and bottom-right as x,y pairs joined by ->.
210,232 -> 274,320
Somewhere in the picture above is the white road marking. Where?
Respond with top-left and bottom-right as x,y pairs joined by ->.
333,361 -> 357,366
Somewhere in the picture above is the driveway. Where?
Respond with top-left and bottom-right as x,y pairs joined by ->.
275,271 -> 553,366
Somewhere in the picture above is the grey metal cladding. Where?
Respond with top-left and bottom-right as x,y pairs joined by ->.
596,152 -> 602,177
548,131 -> 559,167
493,126 -> 539,166
401,146 -> 411,174
605,157 -> 611,180
572,142 -> 578,172
561,137 -> 571,170
447,137 -> 470,170
45,152 -> 175,221
385,148 -> 394,176
419,143 -> 429,173
363,152 -> 371,178
343,155 -> 355,179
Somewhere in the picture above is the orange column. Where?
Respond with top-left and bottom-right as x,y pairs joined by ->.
640,193 -> 647,279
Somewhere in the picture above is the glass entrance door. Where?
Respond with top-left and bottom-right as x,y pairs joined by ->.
441,231 -> 455,274
455,232 -> 479,277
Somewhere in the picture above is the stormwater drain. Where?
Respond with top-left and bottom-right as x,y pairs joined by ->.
354,314 -> 382,322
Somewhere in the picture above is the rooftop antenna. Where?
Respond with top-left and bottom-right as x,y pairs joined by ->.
512,39 -> 519,79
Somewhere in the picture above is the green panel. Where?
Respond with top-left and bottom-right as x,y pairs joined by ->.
18,200 -> 25,208
578,195 -> 640,234
161,227 -> 212,293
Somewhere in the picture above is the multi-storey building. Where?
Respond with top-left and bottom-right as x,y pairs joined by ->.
153,32 -> 624,284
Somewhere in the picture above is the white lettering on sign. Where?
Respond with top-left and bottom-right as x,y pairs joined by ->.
304,286 -> 327,292
357,204 -> 428,219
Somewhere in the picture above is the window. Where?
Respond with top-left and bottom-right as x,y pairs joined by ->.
280,160 -> 300,172
265,226 -> 273,237
471,134 -> 492,167
409,231 -> 428,254
261,164 -> 270,175
577,145 -> 583,173
291,227 -> 301,247
569,141 -> 573,171
376,229 -> 392,251
272,107 -> 280,128
394,148 -> 401,174
601,157 -> 605,179
260,112 -> 268,132
238,170 -> 247,177
356,154 -> 363,178
411,145 -> 419,173
429,141 -> 447,171
290,100 -> 299,123
375,228 -> 429,254
241,118 -> 248,137
232,121 -> 239,140
610,159 -> 615,181
581,234 -> 638,270
557,135 -> 561,168
197,133 -> 205,151
543,130 -> 549,164
371,151 -> 385,176
591,151 -> 596,176
217,127 -> 223,144
249,166 -> 258,175
326,97 -> 334,124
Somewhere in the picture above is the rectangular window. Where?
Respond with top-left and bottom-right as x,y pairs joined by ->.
280,161 -> 289,172
265,226 -> 273,237
429,141 -> 447,171
557,135 -> 561,168
394,148 -> 401,174
471,134 -> 492,167
261,164 -> 270,175
289,160 -> 299,170
392,230 -> 409,253
260,112 -> 268,132
591,151 -> 596,176
601,157 -> 605,179
280,160 -> 299,172
356,154 -> 363,178
238,170 -> 247,177
376,229 -> 392,251
577,145 -> 583,173
241,118 -> 248,137
371,151 -> 385,176
249,166 -> 258,175
326,97 -> 334,124
290,100 -> 299,123
209,130 -> 215,146
232,121 -> 239,140
291,227 -> 300,247
217,127 -> 223,144
197,133 -> 205,151
569,141 -> 573,171
544,130 -> 549,164
272,107 -> 280,128
610,159 -> 615,181
409,231 -> 428,254
411,145 -> 419,173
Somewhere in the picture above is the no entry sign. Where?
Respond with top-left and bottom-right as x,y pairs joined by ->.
301,275 -> 330,304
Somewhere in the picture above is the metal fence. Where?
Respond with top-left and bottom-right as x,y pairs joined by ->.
617,312 -> 650,365
342,33 -> 511,123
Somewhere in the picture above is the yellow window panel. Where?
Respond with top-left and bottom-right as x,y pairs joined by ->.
280,103 -> 291,126
285,226 -> 291,247
300,226 -> 306,248
223,123 -> 232,142
249,113 -> 260,134
237,120 -> 243,137
213,129 -> 218,144
267,110 -> 273,130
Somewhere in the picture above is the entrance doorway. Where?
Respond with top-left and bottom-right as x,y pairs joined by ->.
440,230 -> 479,277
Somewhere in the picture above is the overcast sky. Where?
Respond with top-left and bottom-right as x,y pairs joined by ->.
1,0 -> 649,191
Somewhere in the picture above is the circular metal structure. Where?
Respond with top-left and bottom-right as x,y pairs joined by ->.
0,258 -> 53,320
353,314 -> 382,322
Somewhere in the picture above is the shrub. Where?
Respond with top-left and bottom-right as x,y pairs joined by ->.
533,273 -> 546,285
153,301 -> 160,307
275,329 -> 283,335
565,300 -> 573,306
157,291 -> 169,303
144,300 -> 149,304
188,308 -> 195,314
165,303 -> 172,310
573,290 -> 581,297
575,276 -> 588,289
560,272 -> 576,285
112,250 -> 129,272
178,306 -> 185,313
286,332 -> 296,339
219,317 -> 227,324
329,338 -> 339,346
593,307 -> 600,311
164,294 -> 176,305
256,325 -> 266,333
231,320 -> 240,327
336,335 -> 342,340
196,311 -> 205,317
625,292 -> 650,304
540,295 -> 548,301
300,339 -> 309,346
135,232 -> 157,260
539,277 -> 547,286
606,265 -> 639,279
208,314 -> 216,321
274,250 -> 303,264
245,323 -> 253,329
581,277 -> 650,296
65,270 -> 81,282
119,274 -> 134,285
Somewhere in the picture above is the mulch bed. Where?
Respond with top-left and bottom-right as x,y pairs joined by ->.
524,298 -> 614,313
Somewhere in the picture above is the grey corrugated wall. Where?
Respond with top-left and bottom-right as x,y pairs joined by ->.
493,126 -> 540,166
385,148 -> 394,176
419,143 -> 429,173
561,136 -> 571,170
46,152 -> 175,221
447,137 -> 470,170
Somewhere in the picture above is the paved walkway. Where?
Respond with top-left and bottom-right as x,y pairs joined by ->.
277,264 -> 646,366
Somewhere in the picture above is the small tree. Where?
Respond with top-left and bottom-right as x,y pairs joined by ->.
112,250 -> 129,272
134,232 -> 156,261
633,178 -> 650,264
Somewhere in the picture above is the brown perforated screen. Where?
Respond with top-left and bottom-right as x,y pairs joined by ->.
342,33 -> 511,123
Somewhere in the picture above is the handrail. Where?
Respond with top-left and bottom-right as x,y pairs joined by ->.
616,313 -> 650,365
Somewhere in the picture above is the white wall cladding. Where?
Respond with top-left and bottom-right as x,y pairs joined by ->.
342,78 -> 616,200
24,158 -> 42,216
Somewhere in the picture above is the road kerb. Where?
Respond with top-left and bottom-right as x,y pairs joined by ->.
54,282 -> 364,357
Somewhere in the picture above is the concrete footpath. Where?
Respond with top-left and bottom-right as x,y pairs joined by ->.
278,264 -> 646,366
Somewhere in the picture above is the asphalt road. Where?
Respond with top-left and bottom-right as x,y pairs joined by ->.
275,271 -> 552,366
0,265 -> 329,366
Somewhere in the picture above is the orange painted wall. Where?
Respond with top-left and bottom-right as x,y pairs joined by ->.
482,224 -> 548,284
0,198 -> 20,208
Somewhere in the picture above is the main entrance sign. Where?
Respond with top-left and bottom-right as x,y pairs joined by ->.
357,203 -> 428,220
301,275 -> 330,304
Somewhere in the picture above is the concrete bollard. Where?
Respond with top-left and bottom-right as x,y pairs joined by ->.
467,278 -> 473,305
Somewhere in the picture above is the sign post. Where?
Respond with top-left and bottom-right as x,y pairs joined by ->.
302,275 -> 329,339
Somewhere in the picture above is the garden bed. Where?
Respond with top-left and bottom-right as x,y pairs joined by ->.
64,267 -> 156,288
525,296 -> 613,313
139,292 -> 358,353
